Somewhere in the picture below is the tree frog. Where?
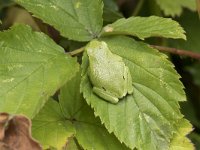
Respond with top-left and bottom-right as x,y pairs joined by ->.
86,40 -> 133,104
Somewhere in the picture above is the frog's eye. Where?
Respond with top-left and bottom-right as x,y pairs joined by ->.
123,76 -> 125,80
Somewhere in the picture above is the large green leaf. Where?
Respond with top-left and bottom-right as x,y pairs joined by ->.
155,0 -> 196,17
0,25 -> 79,118
32,72 -> 129,150
15,0 -> 103,41
81,36 -> 187,150
101,16 -> 186,40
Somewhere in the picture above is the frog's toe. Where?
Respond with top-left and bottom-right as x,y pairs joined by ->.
93,87 -> 119,104
128,87 -> 133,94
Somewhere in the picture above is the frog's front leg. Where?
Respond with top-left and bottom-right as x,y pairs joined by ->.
93,87 -> 119,104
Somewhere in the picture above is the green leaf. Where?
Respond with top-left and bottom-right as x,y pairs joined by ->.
0,25 -> 79,118
32,72 -> 129,150
103,0 -> 118,11
103,8 -> 123,24
189,132 -> 200,149
101,16 -> 186,40
169,12 -> 200,53
81,36 -> 187,150
32,99 -> 76,149
103,0 -> 123,23
0,0 -> 14,10
187,63 -> 200,86
181,101 -> 200,129
64,137 -> 83,150
155,0 -> 196,17
170,119 -> 194,150
15,0 -> 103,41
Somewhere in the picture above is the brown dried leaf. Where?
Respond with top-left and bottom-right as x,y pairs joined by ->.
0,113 -> 42,150
2,6 -> 40,31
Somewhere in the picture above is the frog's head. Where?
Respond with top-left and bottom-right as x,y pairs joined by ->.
86,40 -> 108,58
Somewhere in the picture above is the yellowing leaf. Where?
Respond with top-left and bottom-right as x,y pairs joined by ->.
170,119 -> 194,150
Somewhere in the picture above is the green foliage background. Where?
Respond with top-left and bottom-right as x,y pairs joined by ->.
0,0 -> 200,149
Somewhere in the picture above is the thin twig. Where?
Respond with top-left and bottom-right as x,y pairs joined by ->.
67,44 -> 200,60
67,47 -> 85,56
151,45 -> 200,60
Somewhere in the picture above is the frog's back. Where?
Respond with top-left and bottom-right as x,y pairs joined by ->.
88,50 -> 125,95
86,40 -> 127,95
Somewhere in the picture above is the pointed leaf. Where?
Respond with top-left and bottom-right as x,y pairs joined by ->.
81,36 -> 186,150
101,16 -> 186,40
0,25 -> 79,118
32,72 -> 129,150
15,0 -> 103,41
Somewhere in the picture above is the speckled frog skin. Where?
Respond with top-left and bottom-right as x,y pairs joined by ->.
86,40 -> 133,104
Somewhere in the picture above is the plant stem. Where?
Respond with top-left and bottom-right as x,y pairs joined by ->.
67,47 -> 85,56
151,45 -> 200,60
132,0 -> 144,16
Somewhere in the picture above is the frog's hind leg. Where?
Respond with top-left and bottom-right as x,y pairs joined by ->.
93,87 -> 119,104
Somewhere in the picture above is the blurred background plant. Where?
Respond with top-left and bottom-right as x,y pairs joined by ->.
0,0 -> 200,148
